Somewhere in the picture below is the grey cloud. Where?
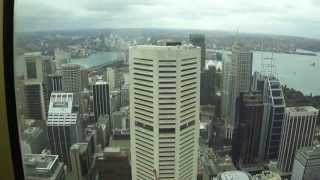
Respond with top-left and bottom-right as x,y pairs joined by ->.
14,0 -> 320,38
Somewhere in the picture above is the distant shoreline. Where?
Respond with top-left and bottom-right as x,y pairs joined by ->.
212,48 -> 318,56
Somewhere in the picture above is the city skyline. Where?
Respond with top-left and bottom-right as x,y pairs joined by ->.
11,18 -> 320,179
15,0 -> 320,39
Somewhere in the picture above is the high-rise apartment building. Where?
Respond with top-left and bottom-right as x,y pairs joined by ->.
189,34 -> 205,70
24,81 -> 46,120
232,91 -> 263,166
129,45 -> 200,180
277,106 -> 318,173
259,77 -> 286,160
24,154 -> 66,180
47,93 -> 79,169
93,80 -> 111,121
62,64 -> 81,105
291,145 -> 320,180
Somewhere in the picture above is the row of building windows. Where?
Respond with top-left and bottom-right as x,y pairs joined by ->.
133,61 -> 153,67
180,120 -> 195,131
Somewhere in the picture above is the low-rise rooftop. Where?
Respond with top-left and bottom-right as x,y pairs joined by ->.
286,106 -> 318,113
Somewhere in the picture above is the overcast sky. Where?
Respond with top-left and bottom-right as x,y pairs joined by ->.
15,0 -> 320,39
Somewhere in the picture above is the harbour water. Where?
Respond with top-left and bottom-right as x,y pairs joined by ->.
253,51 -> 320,95
70,51 -> 121,68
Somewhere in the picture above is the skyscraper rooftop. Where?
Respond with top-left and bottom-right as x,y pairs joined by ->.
218,170 -> 251,180
286,106 -> 318,113
24,154 -> 65,180
48,93 -> 73,114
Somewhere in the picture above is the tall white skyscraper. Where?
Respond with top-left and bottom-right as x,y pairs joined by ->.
47,93 -> 79,169
130,45 -> 200,180
277,106 -> 318,173
93,80 -> 110,121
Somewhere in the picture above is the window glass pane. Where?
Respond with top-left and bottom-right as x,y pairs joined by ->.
12,0 -> 320,179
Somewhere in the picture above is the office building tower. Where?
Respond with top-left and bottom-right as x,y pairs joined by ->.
199,105 -> 215,142
48,73 -> 63,94
200,66 -> 216,105
252,72 -> 265,92
97,115 -> 111,148
24,81 -> 46,120
47,93 -> 79,169
291,145 -> 320,180
231,40 -> 252,94
24,52 -> 45,81
221,53 -> 234,139
95,147 -> 131,180
93,80 -> 111,121
70,130 -> 96,180
62,64 -> 81,105
54,48 -> 71,70
110,90 -> 121,113
24,52 -> 51,114
112,106 -> 129,130
23,127 -> 49,154
189,34 -> 205,70
130,45 -> 200,180
259,77 -> 286,160
80,69 -> 89,90
70,143 -> 88,180
277,106 -> 318,173
229,40 -> 253,135
79,89 -> 91,117
104,67 -> 115,91
120,83 -> 129,107
252,171 -> 281,180
232,92 -> 263,166
42,56 -> 56,75
24,154 -> 66,180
